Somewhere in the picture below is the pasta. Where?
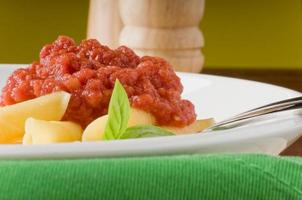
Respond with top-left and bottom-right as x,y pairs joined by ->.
0,36 -> 215,145
0,86 -> 213,144
23,118 -> 82,145
82,108 -> 156,141
82,108 -> 214,141
0,92 -> 70,144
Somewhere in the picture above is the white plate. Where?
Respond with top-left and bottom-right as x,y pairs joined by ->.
0,64 -> 301,159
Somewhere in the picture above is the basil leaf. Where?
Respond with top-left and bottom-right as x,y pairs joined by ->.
103,79 -> 130,140
121,125 -> 174,139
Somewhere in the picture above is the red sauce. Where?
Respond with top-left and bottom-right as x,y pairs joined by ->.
0,36 -> 196,127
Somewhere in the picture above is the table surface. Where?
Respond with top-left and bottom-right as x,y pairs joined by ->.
204,68 -> 302,156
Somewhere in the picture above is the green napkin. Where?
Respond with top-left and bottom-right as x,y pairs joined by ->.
0,154 -> 301,200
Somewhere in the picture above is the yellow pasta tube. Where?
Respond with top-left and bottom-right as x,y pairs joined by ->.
0,92 -> 71,144
23,118 -> 82,145
162,118 -> 215,135
82,107 -> 214,141
82,108 -> 155,141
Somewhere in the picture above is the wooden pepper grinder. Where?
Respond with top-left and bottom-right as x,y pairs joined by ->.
87,0 -> 122,48
119,0 -> 205,72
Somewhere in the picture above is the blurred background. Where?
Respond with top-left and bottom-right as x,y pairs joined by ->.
0,0 -> 301,92
0,0 -> 300,69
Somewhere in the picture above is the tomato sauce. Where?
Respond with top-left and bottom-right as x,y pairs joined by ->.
0,36 -> 196,127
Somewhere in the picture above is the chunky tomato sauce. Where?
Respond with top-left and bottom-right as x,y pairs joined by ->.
0,36 -> 196,127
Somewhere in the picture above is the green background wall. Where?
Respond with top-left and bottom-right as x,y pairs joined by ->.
0,0 -> 301,69
0,0 -> 88,63
201,0 -> 302,69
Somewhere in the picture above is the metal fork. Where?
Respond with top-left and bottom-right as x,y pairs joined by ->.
203,96 -> 302,132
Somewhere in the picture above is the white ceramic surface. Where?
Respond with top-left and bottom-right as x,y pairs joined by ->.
0,64 -> 301,159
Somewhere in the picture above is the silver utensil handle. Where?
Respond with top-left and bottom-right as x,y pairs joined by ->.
204,96 -> 302,132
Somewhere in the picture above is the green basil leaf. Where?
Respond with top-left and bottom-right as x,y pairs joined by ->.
121,125 -> 174,139
103,79 -> 130,140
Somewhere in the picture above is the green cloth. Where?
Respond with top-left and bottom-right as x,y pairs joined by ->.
0,154 -> 301,200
